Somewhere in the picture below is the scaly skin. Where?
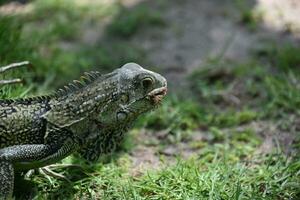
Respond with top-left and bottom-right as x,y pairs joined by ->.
0,63 -> 167,199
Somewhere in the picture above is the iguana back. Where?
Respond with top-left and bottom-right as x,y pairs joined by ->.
0,98 -> 50,148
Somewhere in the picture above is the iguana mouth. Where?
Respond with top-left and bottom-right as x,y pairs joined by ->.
147,86 -> 167,104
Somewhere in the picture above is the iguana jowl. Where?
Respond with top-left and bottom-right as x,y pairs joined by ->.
0,63 -> 167,199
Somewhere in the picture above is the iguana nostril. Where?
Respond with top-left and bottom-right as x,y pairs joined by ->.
120,94 -> 129,104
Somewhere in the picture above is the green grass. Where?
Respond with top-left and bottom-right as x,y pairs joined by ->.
188,60 -> 300,118
132,156 -> 299,200
234,0 -> 262,30
108,5 -> 165,38
29,133 -> 298,199
0,0 -> 299,199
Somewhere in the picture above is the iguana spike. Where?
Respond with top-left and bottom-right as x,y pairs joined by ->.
83,71 -> 101,81
53,71 -> 102,99
56,88 -> 65,96
63,86 -> 71,93
68,83 -> 78,91
81,74 -> 92,84
90,71 -> 101,79
73,80 -> 84,88
83,72 -> 92,79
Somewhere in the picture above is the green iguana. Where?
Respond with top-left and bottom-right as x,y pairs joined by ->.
0,62 -> 167,199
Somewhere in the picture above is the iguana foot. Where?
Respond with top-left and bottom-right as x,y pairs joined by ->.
0,61 -> 30,85
39,166 -> 71,183
25,164 -> 83,183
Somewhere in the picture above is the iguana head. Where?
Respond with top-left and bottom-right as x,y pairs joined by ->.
78,63 -> 167,161
44,63 -> 167,129
99,63 -> 167,126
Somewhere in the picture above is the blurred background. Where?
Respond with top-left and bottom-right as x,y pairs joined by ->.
0,0 -> 299,199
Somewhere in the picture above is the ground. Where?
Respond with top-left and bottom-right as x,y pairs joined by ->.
0,0 -> 299,199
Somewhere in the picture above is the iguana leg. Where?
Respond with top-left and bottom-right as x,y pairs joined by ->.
0,161 -> 14,200
0,139 -> 78,199
0,61 -> 30,85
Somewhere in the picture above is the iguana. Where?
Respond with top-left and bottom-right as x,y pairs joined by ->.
0,62 -> 167,199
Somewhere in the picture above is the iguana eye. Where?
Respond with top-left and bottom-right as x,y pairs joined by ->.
141,77 -> 153,90
120,94 -> 129,103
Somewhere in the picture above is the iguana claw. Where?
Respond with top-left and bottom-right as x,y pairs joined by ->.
39,167 -> 71,183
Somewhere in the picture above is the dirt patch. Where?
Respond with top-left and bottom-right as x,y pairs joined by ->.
228,119 -> 298,156
127,117 -> 299,174
127,129 -> 201,176
129,145 -> 161,177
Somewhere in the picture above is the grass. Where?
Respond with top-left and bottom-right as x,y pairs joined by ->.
0,0 -> 299,199
188,60 -> 300,118
108,5 -> 165,38
234,0 -> 262,30
30,154 -> 299,199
